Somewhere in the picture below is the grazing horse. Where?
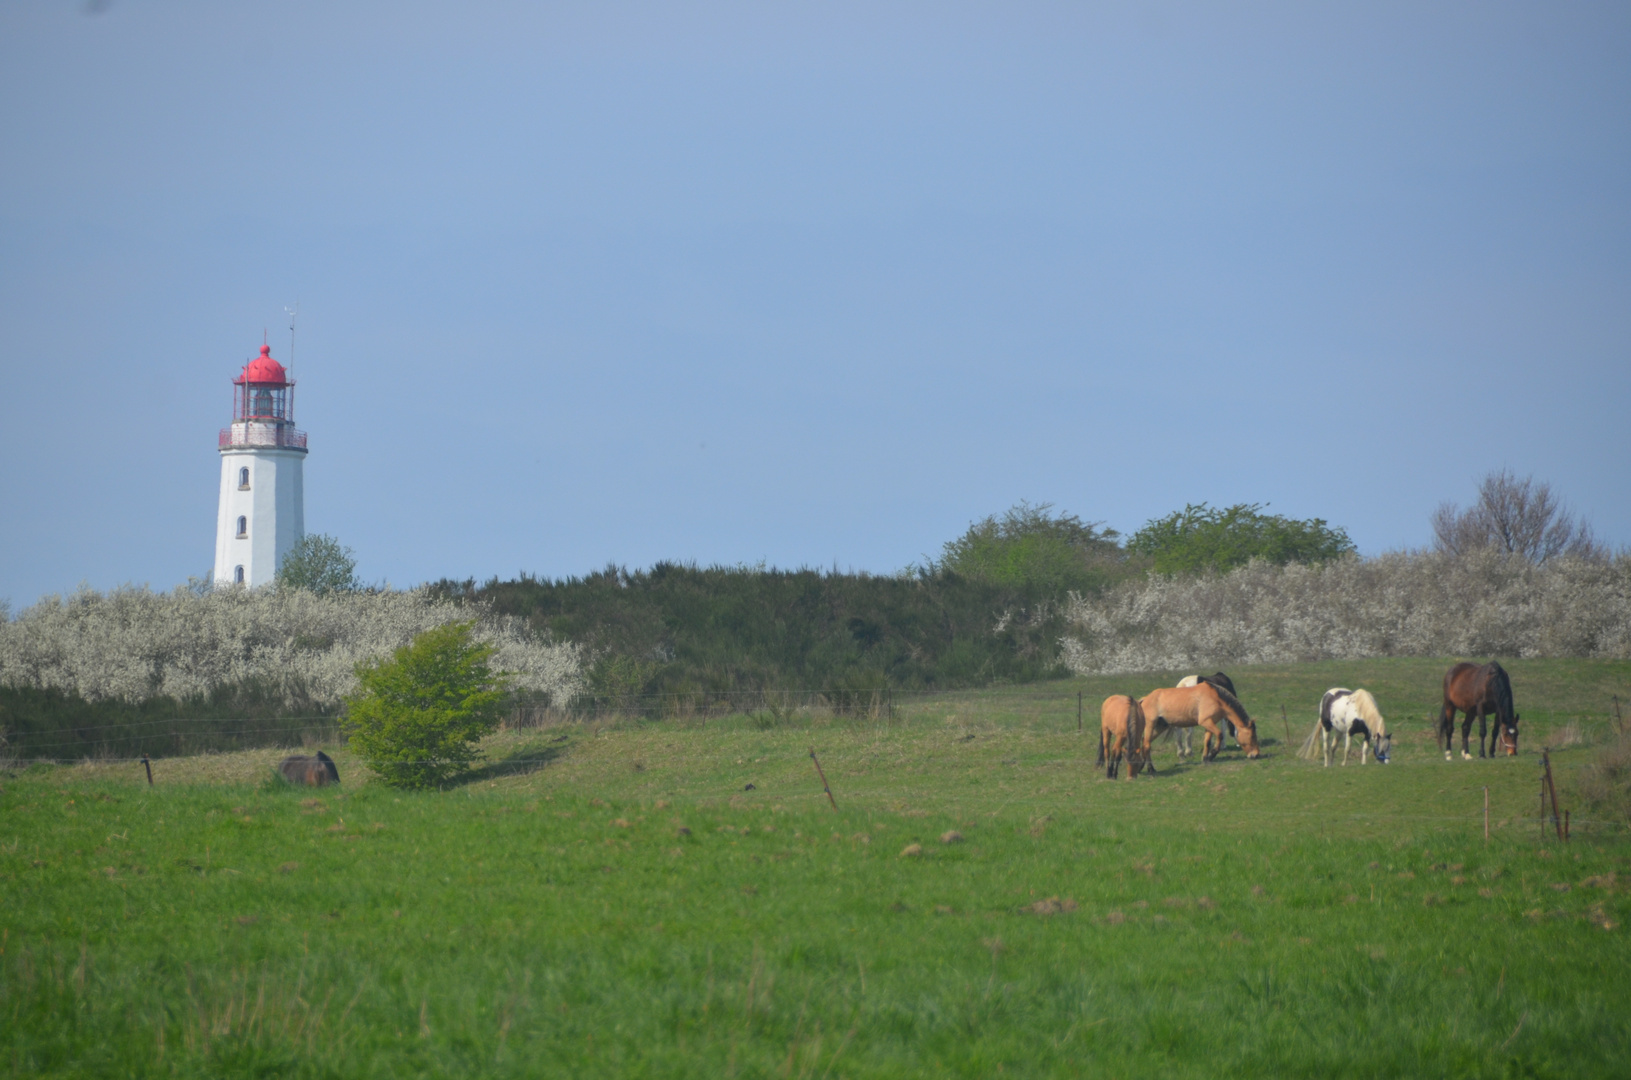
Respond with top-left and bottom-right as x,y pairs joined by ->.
278,750 -> 341,786
1440,662 -> 1519,760
1138,683 -> 1260,764
1172,673 -> 1240,757
1096,695 -> 1147,780
1301,688 -> 1391,766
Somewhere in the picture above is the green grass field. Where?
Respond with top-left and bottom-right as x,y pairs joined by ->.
5,658 -> 1631,1077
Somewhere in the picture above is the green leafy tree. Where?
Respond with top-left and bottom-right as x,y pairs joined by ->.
342,622 -> 511,789
1127,502 -> 1355,575
934,502 -> 1124,595
276,533 -> 360,595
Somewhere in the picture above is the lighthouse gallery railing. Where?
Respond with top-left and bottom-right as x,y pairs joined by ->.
219,426 -> 308,450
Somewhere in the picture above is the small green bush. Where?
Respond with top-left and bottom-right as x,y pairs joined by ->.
276,533 -> 360,595
342,622 -> 511,789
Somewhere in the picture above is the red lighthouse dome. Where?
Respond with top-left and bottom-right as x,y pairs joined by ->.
237,344 -> 289,387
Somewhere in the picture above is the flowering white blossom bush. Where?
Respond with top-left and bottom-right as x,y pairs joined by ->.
1060,550 -> 1631,675
0,585 -> 584,707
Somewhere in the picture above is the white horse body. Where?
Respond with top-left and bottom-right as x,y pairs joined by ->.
1310,688 -> 1390,766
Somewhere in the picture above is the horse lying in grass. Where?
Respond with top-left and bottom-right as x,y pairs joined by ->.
1096,695 -> 1148,780
278,750 -> 341,787
1138,683 -> 1260,764
1440,661 -> 1519,760
1171,673 -> 1239,758
1299,688 -> 1391,766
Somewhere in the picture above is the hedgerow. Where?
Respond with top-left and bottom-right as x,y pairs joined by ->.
1060,549 -> 1631,674
0,584 -> 582,707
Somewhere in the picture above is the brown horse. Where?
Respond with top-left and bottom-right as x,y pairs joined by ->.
1097,695 -> 1147,780
278,750 -> 341,786
1139,683 -> 1260,764
1440,662 -> 1519,760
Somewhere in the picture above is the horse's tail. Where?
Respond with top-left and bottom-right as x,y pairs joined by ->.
1096,712 -> 1107,767
1128,698 -> 1147,776
1296,716 -> 1324,760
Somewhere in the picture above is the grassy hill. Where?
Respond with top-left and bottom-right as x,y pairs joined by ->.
4,657 -> 1630,1077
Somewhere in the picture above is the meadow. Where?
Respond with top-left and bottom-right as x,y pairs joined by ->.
5,657 -> 1631,1078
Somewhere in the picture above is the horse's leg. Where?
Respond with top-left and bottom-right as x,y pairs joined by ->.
1440,705 -> 1453,761
1460,710 -> 1474,760
1477,707 -> 1489,759
1341,729 -> 1351,766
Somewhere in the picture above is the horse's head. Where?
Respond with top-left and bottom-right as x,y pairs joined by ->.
1372,732 -> 1392,763
1239,720 -> 1261,759
1499,714 -> 1520,756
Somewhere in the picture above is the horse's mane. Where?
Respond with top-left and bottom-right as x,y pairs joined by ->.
1485,662 -> 1515,723
1212,684 -> 1252,729
1349,689 -> 1385,735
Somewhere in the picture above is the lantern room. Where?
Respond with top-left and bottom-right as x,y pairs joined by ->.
233,344 -> 295,422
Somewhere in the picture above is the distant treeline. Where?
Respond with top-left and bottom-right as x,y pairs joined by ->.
429,502 -> 1355,707
430,563 -> 1070,706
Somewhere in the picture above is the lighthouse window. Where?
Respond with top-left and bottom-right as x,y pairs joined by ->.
236,515 -> 248,539
234,565 -> 245,584
238,467 -> 250,489
253,388 -> 275,416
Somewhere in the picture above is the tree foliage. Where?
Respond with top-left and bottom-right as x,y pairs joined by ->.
342,621 -> 511,789
932,502 -> 1126,596
1126,503 -> 1355,575
276,533 -> 360,595
433,558 -> 1082,706
1431,469 -> 1604,565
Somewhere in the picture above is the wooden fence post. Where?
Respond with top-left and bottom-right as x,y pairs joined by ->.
141,754 -> 153,786
809,749 -> 838,810
1281,704 -> 1291,749
1542,750 -> 1563,842
1484,786 -> 1489,844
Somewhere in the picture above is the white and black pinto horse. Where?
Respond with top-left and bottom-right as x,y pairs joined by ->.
1299,688 -> 1391,766
1169,673 -> 1238,759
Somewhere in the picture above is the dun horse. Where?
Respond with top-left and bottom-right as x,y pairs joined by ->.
1172,673 -> 1239,758
1440,661 -> 1519,759
1138,683 -> 1259,764
1097,695 -> 1147,780
278,750 -> 341,786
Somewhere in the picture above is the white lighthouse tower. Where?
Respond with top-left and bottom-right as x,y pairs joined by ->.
212,344 -> 307,587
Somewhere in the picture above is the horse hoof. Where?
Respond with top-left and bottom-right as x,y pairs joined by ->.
1461,752 -> 1472,760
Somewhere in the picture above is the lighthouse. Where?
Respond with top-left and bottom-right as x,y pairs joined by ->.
213,344 -> 307,587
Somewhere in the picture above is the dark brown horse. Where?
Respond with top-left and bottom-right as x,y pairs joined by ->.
1440,662 -> 1519,760
278,750 -> 341,786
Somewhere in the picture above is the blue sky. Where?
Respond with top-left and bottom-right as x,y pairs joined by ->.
3,1 -> 1627,606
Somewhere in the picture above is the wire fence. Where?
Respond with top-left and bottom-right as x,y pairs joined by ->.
3,686 -> 1627,766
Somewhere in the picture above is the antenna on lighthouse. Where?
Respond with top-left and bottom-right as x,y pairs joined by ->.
284,301 -> 299,380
